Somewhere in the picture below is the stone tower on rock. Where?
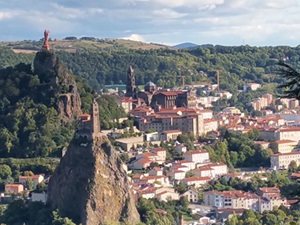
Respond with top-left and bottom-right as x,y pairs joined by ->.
91,98 -> 101,139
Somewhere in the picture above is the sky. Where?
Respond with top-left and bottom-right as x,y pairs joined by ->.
0,0 -> 300,46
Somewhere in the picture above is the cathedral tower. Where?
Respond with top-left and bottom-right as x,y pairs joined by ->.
125,65 -> 136,98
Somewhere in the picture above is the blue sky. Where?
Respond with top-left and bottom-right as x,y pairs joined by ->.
1,0 -> 300,46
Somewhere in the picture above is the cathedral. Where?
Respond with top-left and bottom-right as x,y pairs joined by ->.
122,65 -> 195,111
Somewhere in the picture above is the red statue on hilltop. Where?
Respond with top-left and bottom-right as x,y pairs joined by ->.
42,29 -> 50,50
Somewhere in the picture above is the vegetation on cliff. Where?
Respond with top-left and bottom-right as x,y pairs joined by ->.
0,50 -> 125,159
0,62 -> 71,158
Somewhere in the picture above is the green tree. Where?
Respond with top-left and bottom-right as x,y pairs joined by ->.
288,160 -> 297,173
25,178 -> 33,190
0,164 -> 12,179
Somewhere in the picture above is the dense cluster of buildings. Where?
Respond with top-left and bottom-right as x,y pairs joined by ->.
130,145 -> 228,203
105,68 -> 300,223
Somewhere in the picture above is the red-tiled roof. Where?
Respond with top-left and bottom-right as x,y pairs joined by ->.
183,150 -> 208,155
272,151 -> 300,156
184,176 -> 210,182
275,140 -> 297,144
136,157 -> 151,163
5,183 -> 23,187
278,127 -> 300,132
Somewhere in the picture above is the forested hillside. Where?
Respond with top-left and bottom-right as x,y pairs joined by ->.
1,42 -> 300,92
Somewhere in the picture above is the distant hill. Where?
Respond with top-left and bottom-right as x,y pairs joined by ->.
0,38 -> 170,53
173,42 -> 198,48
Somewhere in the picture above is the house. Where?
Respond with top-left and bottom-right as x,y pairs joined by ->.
169,165 -> 189,173
140,175 -> 169,187
193,166 -> 214,178
132,173 -> 144,183
144,132 -> 159,142
136,152 -> 158,161
216,208 -> 245,222
149,167 -> 163,176
243,82 -> 261,91
222,107 -> 241,115
167,170 -> 186,182
139,186 -> 157,199
182,188 -> 199,203
19,174 -> 44,189
215,90 -> 233,99
174,159 -> 196,171
115,136 -> 146,151
194,162 -> 228,178
132,157 -> 151,170
5,184 -> 24,194
203,119 -> 219,134
151,147 -> 167,162
199,216 -> 216,225
160,130 -> 182,141
181,176 -> 210,188
207,162 -> 228,176
156,188 -> 179,201
183,150 -> 210,164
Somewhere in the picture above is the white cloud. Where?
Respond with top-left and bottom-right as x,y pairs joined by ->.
121,34 -> 145,42
0,11 -> 16,20
152,8 -> 186,19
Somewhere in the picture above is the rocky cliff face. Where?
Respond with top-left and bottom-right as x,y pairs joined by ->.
47,135 -> 140,225
34,50 -> 82,122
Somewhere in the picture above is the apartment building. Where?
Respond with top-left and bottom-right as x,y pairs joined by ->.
270,151 -> 300,170
193,162 -> 228,178
256,187 -> 289,212
203,187 -> 288,213
274,127 -> 300,141
203,190 -> 259,211
274,140 -> 298,153
181,176 -> 210,188
183,150 -> 210,164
